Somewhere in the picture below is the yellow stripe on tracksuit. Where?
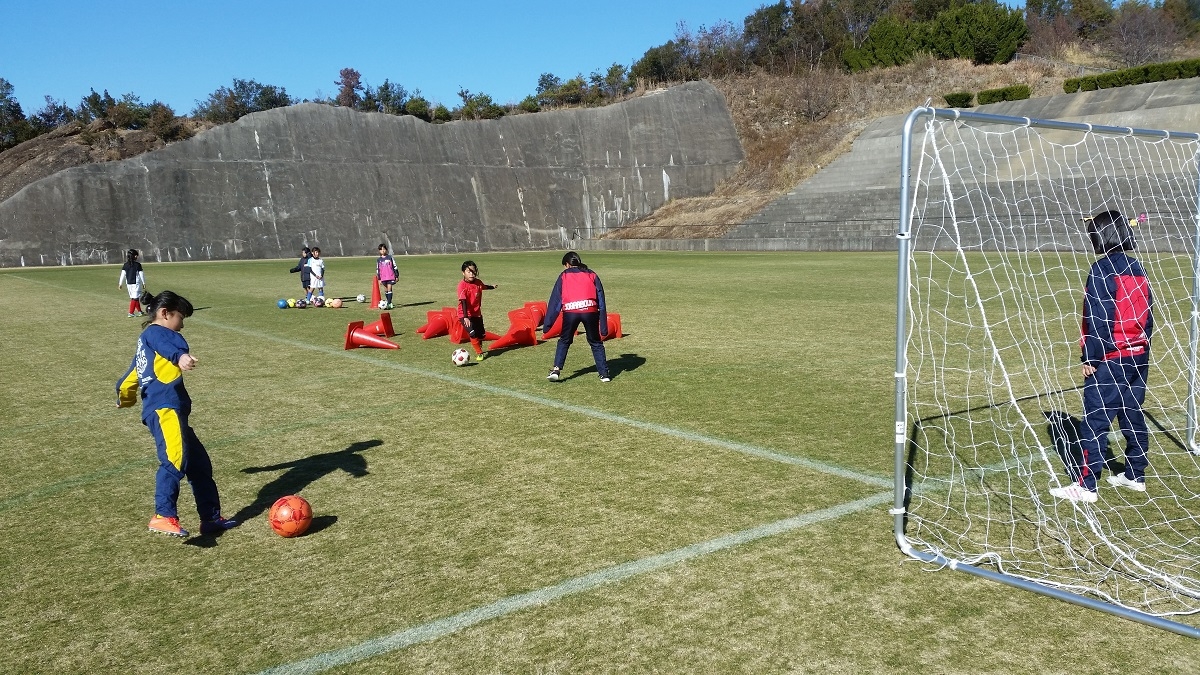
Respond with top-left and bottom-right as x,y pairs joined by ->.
154,408 -> 185,471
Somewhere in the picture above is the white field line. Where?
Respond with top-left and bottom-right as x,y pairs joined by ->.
259,491 -> 893,674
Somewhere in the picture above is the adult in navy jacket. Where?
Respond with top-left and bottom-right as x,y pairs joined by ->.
543,252 -> 610,382
1051,210 -> 1154,503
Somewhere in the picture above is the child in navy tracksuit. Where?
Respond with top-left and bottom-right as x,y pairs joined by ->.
1050,210 -> 1154,504
289,247 -> 312,301
544,252 -> 610,382
117,291 -> 238,537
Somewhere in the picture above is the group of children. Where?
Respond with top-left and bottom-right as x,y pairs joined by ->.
116,210 -> 1149,539
288,246 -> 327,304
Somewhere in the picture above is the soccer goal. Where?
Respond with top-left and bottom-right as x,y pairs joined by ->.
893,105 -> 1200,638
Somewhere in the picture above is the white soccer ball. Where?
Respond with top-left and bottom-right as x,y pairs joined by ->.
451,348 -> 471,367
356,294 -> 366,303
377,299 -> 389,310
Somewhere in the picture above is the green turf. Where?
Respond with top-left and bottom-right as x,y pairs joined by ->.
0,251 -> 1196,673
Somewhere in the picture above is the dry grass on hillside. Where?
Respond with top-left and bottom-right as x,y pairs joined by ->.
605,58 -> 1085,239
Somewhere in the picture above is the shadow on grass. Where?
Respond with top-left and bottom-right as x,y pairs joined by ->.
233,439 -> 380,530
558,352 -> 645,381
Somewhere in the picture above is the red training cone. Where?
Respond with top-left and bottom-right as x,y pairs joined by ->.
542,313 -> 563,339
602,313 -> 622,341
363,313 -> 395,337
344,321 -> 399,350
523,302 -> 546,329
487,325 -> 536,351
370,274 -> 382,308
422,310 -> 449,339
448,313 -> 469,344
507,308 -> 535,332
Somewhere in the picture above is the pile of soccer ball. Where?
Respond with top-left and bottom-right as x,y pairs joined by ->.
277,297 -> 344,309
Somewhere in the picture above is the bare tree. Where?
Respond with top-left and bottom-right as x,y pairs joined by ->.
1104,3 -> 1182,67
335,68 -> 363,108
829,0 -> 894,49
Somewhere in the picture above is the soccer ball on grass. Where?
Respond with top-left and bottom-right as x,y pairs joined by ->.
356,294 -> 366,303
378,300 -> 389,310
268,495 -> 313,538
452,348 -> 471,366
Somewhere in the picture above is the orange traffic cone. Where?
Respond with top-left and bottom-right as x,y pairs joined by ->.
488,325 -> 536,351
448,314 -> 469,344
344,321 -> 399,350
542,313 -> 563,339
507,308 -> 535,332
523,302 -> 546,330
370,275 -> 382,308
363,313 -> 395,337
421,310 -> 449,339
602,313 -> 622,341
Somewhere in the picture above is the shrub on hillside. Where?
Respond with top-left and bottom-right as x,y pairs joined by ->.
1062,57 -> 1200,93
977,84 -> 1031,104
944,92 -> 974,107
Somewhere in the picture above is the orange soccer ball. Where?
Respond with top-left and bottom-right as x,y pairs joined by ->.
268,495 -> 313,537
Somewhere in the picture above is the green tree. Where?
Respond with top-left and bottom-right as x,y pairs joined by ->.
1071,0 -> 1115,38
30,95 -> 75,132
77,88 -> 117,123
405,95 -> 431,121
536,73 -> 562,107
432,104 -> 452,123
630,41 -> 687,83
192,79 -> 293,123
743,1 -> 791,69
1,78 -> 36,151
602,63 -> 630,98
375,80 -> 408,115
455,88 -> 506,120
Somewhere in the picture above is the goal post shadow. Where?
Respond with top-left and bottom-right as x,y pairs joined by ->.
892,105 -> 1200,638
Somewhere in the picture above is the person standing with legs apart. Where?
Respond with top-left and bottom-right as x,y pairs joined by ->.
377,244 -> 399,310
118,249 -> 146,317
116,290 -> 238,537
1050,210 -> 1154,504
543,251 -> 610,382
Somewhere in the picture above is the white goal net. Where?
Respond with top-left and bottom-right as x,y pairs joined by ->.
896,107 -> 1200,623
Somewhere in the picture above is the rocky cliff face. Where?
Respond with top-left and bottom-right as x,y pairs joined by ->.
0,81 -> 743,267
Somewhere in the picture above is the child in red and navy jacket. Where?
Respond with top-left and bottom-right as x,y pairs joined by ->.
1050,210 -> 1154,504
117,290 -> 238,537
543,252 -> 610,382
456,260 -> 496,361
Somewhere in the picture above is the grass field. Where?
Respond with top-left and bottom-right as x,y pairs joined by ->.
1,251 -> 1197,673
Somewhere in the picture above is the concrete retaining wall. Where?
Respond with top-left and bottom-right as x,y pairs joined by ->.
0,81 -> 743,267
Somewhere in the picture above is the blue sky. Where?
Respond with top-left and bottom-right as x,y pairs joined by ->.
2,0 -> 771,116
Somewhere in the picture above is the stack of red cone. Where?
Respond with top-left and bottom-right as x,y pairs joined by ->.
344,321 -> 399,349
363,313 -> 395,337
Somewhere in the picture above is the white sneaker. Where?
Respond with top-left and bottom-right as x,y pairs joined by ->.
1049,484 -> 1098,503
546,368 -> 560,382
1106,474 -> 1147,492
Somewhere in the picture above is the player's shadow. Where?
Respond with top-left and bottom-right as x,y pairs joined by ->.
559,352 -> 646,381
234,439 -> 379,530
401,300 -> 435,308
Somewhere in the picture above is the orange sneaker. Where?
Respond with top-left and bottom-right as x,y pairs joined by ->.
148,515 -> 189,537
